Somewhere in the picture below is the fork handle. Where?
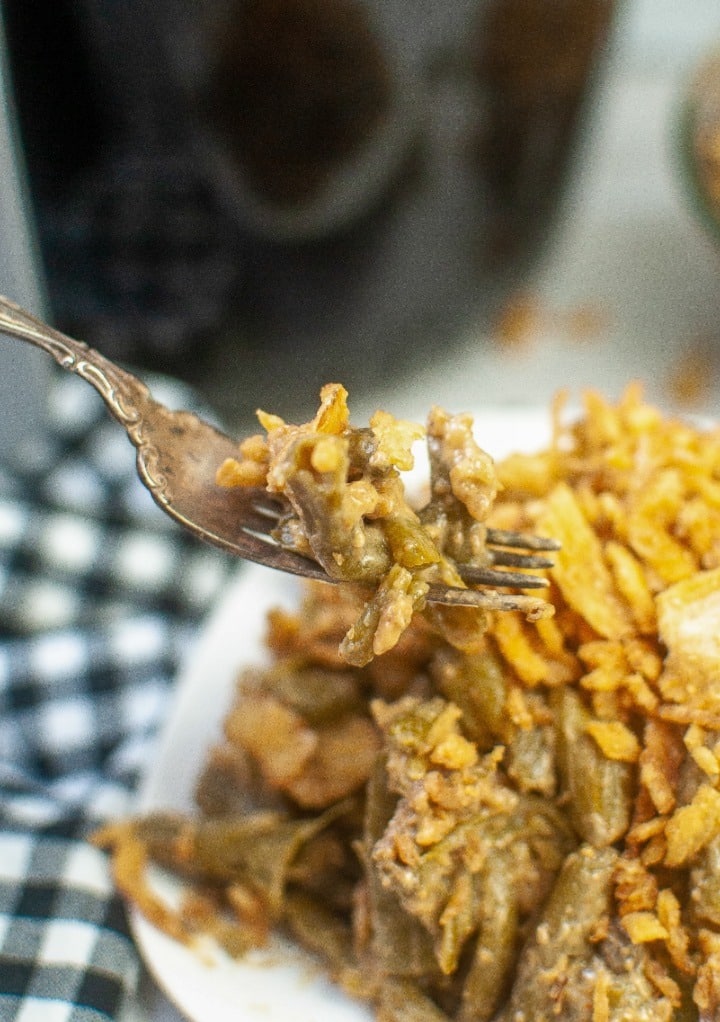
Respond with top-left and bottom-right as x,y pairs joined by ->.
0,294 -> 154,432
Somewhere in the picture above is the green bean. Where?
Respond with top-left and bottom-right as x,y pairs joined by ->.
553,686 -> 633,846
281,437 -> 391,582
374,791 -> 573,983
506,723 -> 557,797
283,890 -> 355,977
362,758 -> 440,980
340,564 -> 429,667
198,808 -> 353,913
376,978 -> 454,1022
499,844 -> 678,1020
430,649 -> 512,749
457,853 -> 519,1022
385,515 -> 442,570
691,833 -> 720,928
136,803 -> 351,917
258,661 -> 365,724
498,845 -> 618,1021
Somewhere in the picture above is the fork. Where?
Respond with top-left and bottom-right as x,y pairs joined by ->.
0,295 -> 558,616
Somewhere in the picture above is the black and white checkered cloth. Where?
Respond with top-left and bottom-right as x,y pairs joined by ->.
0,370 -> 234,1021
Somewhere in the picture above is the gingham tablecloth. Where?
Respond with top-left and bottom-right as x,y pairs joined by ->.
0,371 -> 233,1021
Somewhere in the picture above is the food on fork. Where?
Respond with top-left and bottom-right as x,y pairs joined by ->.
95,386 -> 720,1021
216,383 -> 553,665
0,298 -> 556,603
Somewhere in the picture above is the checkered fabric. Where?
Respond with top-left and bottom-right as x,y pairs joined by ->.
0,371 -> 234,1021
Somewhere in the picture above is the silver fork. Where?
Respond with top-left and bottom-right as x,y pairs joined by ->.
0,295 -> 558,617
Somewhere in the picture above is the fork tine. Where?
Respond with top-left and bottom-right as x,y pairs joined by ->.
238,522 -> 553,613
250,499 -> 561,556
456,565 -> 549,589
252,499 -> 559,547
426,584 -> 550,618
232,504 -> 286,535
245,496 -> 556,589
485,527 -> 560,552
487,550 -> 556,570
238,525 -> 331,581
249,495 -> 286,519
243,522 -> 550,590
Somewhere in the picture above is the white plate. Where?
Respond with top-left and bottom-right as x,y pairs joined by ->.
132,407 -> 553,1022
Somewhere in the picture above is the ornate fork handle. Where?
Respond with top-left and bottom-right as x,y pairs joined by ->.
0,294 -> 189,517
0,294 -> 249,552
0,295 -> 154,435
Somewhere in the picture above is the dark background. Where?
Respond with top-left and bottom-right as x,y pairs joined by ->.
2,0 -> 615,425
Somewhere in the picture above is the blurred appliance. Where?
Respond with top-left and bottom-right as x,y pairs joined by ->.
2,0 -> 616,424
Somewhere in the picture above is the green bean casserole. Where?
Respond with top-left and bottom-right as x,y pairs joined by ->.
96,385 -> 720,1021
